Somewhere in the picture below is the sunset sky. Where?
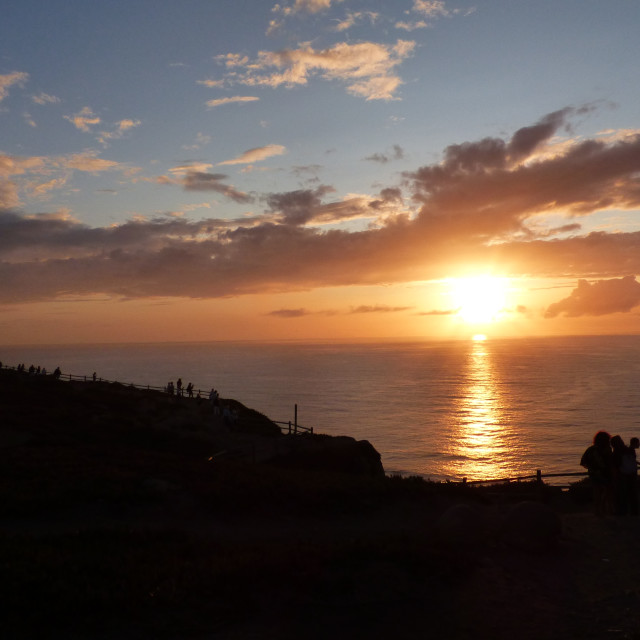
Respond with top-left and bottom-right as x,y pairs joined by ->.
1,0 -> 640,345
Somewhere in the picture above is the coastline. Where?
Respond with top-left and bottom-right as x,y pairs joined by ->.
1,367 -> 639,639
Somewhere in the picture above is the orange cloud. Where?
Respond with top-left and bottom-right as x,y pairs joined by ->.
220,39 -> 414,100
206,96 -> 259,108
0,71 -> 29,101
64,106 -> 101,132
544,276 -> 640,318
219,144 -> 286,165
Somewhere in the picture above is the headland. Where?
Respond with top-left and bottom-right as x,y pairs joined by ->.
1,365 -> 638,639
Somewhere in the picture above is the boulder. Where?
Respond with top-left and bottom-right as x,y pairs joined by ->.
271,435 -> 385,477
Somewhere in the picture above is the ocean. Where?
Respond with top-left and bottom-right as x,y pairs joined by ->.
2,335 -> 639,482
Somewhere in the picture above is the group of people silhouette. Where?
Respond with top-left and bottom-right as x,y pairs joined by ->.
581,431 -> 639,516
164,379 -> 237,424
11,363 -> 60,378
166,378 -> 196,398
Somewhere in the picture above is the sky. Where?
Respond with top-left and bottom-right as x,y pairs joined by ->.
1,0 -> 640,345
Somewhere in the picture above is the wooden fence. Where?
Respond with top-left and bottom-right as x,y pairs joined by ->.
463,469 -> 588,487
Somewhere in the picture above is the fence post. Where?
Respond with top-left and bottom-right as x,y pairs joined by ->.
294,404 -> 298,435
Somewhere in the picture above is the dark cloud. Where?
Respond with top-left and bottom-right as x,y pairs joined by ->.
2,107 -> 640,304
264,185 -> 386,226
508,108 -> 573,161
364,144 -> 404,163
264,186 -> 334,225
408,111 -> 640,242
267,308 -> 310,317
544,276 -> 640,318
349,305 -> 413,313
181,171 -> 253,203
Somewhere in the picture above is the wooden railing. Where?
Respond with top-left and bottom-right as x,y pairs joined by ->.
272,420 -> 313,435
463,469 -> 588,487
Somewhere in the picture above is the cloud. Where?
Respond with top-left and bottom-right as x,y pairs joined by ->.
417,308 -> 459,316
267,305 -> 411,317
263,186 -> 404,226
273,0 -> 342,16
0,151 -> 133,206
206,96 -> 260,108
544,276 -> 640,318
406,106 -> 640,242
267,308 -> 310,317
0,154 -> 47,177
169,162 -> 214,175
179,171 -> 253,203
0,71 -> 29,102
412,0 -> 450,18
395,21 -> 428,31
333,11 -> 379,31
0,181 -> 20,209
349,305 -> 413,314
219,39 -> 415,101
182,133 -> 212,151
197,79 -> 225,88
95,119 -> 142,146
365,144 -> 404,163
219,144 -> 286,166
63,151 -> 124,173
264,186 -> 333,224
3,108 -> 640,304
32,92 -> 61,105
397,1 -> 473,31
64,107 -> 101,132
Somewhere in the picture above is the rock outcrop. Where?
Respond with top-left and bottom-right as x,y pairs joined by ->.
269,434 -> 385,477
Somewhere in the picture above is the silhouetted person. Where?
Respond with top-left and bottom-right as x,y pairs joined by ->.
176,378 -> 183,397
186,382 -> 194,398
53,366 -> 61,379
618,436 -> 639,516
92,371 -> 97,382
581,430 -> 613,516
610,435 -> 629,515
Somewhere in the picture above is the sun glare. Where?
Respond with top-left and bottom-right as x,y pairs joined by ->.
450,276 -> 509,324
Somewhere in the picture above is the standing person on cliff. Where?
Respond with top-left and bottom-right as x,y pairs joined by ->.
581,431 -> 613,516
617,436 -> 639,516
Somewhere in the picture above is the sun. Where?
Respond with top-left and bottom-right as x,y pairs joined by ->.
449,276 -> 509,324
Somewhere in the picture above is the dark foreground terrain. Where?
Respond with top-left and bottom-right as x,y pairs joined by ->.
1,367 -> 639,639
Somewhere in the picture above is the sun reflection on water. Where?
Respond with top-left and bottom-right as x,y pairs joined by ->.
443,339 -> 517,481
